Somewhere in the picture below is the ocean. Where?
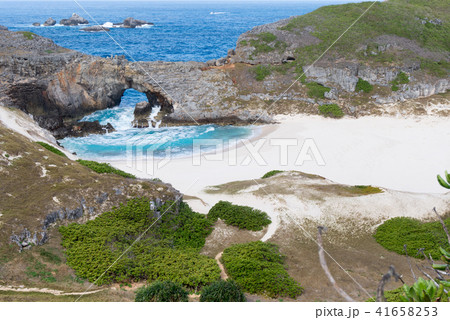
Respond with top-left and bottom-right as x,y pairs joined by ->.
1,1 -> 358,159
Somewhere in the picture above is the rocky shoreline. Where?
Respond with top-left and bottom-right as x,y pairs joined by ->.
0,4 -> 448,139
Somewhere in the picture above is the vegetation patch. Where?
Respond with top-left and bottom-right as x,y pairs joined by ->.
374,217 -> 450,259
207,201 -> 271,231
76,159 -> 136,179
262,170 -> 284,179
318,104 -> 344,118
135,281 -> 189,302
420,58 -> 450,77
306,82 -> 330,99
60,198 -> 220,288
25,260 -> 56,283
200,280 -> 246,302
355,78 -> 373,93
349,185 -> 383,195
280,0 -> 450,65
222,241 -> 303,298
36,142 -> 67,158
19,31 -> 35,40
251,65 -> 272,81
390,71 -> 409,91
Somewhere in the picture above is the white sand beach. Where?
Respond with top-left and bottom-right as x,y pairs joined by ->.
109,115 -> 450,196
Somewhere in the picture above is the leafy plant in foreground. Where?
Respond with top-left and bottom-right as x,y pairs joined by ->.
437,171 -> 450,189
400,278 -> 449,302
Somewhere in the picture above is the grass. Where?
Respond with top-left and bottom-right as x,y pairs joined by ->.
207,201 -> 271,231
349,185 -> 383,195
374,217 -> 450,259
76,159 -> 136,179
262,170 -> 284,179
19,31 -> 35,40
420,58 -> 450,77
318,104 -> 344,118
251,65 -> 272,81
280,0 -> 449,65
36,142 -> 67,158
306,82 -> 330,99
221,241 -> 303,298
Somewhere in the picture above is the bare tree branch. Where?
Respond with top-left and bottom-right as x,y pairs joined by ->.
418,248 -> 444,280
404,245 -> 417,281
433,207 -> 450,246
376,265 -> 403,302
317,226 -> 355,302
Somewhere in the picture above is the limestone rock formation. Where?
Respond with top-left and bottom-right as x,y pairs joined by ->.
60,13 -> 89,26
43,18 -> 56,26
132,101 -> 152,128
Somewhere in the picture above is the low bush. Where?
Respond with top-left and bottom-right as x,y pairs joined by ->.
60,198 -> 219,288
221,241 -> 303,298
374,217 -> 450,259
76,159 -> 136,179
306,82 -> 330,99
200,280 -> 246,302
36,142 -> 67,158
318,104 -> 344,118
207,201 -> 271,231
251,65 -> 271,81
262,170 -> 284,179
355,78 -> 373,93
135,281 -> 189,302
390,71 -> 409,91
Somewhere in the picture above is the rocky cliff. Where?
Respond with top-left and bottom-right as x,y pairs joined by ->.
0,0 -> 448,138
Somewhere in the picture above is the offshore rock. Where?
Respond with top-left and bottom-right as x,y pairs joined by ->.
0,25 -> 8,31
60,13 -> 89,26
122,17 -> 153,28
43,18 -> 56,26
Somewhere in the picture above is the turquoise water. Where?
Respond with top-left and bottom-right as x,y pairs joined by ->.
59,90 -> 254,159
2,1 -> 362,159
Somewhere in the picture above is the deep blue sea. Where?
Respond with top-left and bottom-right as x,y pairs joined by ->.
1,1 -> 360,159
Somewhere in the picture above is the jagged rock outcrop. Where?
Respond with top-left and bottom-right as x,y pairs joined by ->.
43,18 -> 56,26
0,25 -> 8,31
132,101 -> 152,128
60,13 -> 88,26
81,26 -> 110,32
122,17 -> 153,28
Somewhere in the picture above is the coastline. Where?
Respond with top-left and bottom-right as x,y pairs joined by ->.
107,114 -> 450,196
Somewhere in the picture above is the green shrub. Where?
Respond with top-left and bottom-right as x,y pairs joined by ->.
76,159 -> 136,179
239,40 -> 248,46
60,198 -> 219,288
390,71 -> 409,91
318,104 -> 344,118
207,201 -> 271,231
200,280 -> 246,302
36,142 -> 67,158
135,281 -> 189,302
420,59 -> 450,77
262,170 -> 284,179
39,249 -> 62,265
251,65 -> 271,81
374,217 -> 450,259
221,241 -> 303,298
355,78 -> 373,93
306,82 -> 330,99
